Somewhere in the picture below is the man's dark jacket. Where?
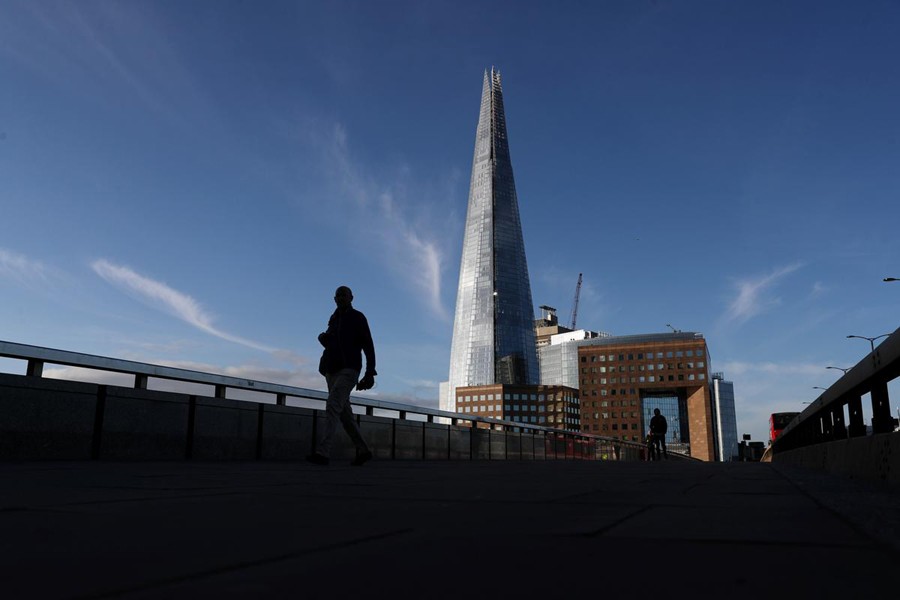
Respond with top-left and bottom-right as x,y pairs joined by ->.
318,307 -> 376,377
650,414 -> 668,435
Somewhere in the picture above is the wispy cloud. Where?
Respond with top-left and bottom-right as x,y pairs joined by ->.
91,259 -> 274,352
0,248 -> 62,292
724,262 -> 804,324
0,247 -> 54,288
43,359 -> 323,395
720,360 -> 825,377
314,121 -> 453,320
717,359 -> 833,442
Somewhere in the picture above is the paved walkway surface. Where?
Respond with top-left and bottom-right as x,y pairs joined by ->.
2,459 -> 898,599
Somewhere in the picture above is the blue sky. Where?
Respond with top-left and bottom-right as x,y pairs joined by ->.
2,0 -> 899,443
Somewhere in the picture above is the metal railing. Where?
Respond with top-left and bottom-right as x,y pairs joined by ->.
0,340 -> 673,461
774,327 -> 900,453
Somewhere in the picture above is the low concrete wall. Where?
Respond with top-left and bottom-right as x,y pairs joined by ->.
0,372 -> 600,463
774,432 -> 900,487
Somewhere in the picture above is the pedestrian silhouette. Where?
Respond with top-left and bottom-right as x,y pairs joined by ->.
649,408 -> 668,460
306,286 -> 375,467
645,430 -> 657,461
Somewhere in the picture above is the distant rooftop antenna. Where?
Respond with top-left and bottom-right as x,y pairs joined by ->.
666,323 -> 681,333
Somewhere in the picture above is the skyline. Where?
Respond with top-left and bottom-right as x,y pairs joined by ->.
2,1 -> 900,443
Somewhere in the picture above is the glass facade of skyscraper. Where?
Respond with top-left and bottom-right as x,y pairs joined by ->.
711,373 -> 739,461
447,69 -> 539,401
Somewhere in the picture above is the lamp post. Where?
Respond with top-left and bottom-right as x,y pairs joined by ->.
846,334 -> 891,354
826,366 -> 850,374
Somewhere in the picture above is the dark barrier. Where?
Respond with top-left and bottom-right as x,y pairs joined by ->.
0,340 -> 693,462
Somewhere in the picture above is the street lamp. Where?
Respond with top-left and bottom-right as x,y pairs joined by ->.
826,366 -> 850,374
846,334 -> 891,354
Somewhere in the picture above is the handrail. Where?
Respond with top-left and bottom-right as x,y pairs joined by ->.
774,327 -> 900,452
0,339 -> 658,454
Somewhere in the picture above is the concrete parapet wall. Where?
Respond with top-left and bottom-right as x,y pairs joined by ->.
0,372 -> 611,463
774,432 -> 900,487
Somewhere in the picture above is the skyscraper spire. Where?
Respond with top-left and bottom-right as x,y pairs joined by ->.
443,69 -> 539,407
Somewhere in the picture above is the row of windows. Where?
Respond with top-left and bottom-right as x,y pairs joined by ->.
458,404 -> 578,414
581,361 -> 705,374
581,349 -> 705,363
581,373 -> 706,390
589,411 -> 641,419
458,393 -> 577,403
584,400 -> 637,408
507,415 -> 579,425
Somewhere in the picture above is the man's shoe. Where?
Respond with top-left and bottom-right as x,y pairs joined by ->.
306,452 -> 329,466
351,450 -> 373,466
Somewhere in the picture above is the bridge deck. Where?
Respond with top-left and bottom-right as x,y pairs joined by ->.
2,460 -> 898,598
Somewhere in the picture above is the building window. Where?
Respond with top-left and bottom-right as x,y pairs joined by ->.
666,351 -> 673,358
676,351 -> 683,358
699,374 -> 706,380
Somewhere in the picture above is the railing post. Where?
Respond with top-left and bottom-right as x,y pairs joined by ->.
848,396 -> 866,437
821,410 -> 833,439
214,385 -> 226,399
831,404 -> 847,440
134,374 -> 148,390
870,380 -> 892,434
276,393 -> 286,406
26,359 -> 43,377
366,406 -> 374,416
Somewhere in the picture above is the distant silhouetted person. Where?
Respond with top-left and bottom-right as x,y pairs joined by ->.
645,431 -> 657,461
306,286 -> 375,467
650,408 -> 668,460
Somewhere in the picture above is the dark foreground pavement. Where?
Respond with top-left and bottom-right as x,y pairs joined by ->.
2,459 -> 898,599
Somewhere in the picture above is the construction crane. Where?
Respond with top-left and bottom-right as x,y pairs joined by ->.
569,273 -> 583,330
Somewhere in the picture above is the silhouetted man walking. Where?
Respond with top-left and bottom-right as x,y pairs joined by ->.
307,286 -> 375,467
649,408 -> 668,460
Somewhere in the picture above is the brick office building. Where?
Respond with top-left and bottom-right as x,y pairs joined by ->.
576,333 -> 715,461
455,384 -> 581,431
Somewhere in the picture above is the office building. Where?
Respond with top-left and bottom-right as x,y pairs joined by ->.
442,68 -> 539,412
455,384 -> 581,431
576,332 -> 716,461
710,372 -> 739,461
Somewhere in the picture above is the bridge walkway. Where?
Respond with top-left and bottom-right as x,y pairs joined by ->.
2,460 -> 898,598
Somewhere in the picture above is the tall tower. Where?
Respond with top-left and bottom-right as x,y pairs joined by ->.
444,69 -> 539,409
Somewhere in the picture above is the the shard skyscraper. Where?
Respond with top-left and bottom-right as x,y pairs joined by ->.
442,69 -> 539,410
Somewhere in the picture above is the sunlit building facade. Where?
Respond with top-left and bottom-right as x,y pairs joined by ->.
455,384 -> 580,431
443,69 -> 539,410
576,332 -> 716,461
710,372 -> 739,461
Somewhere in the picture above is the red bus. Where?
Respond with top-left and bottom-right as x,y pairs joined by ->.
770,412 -> 800,443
